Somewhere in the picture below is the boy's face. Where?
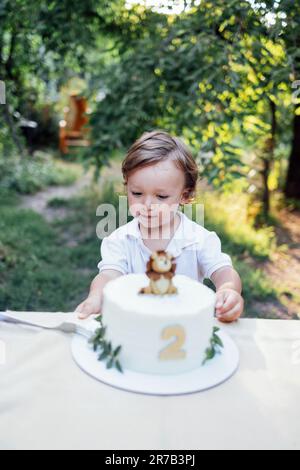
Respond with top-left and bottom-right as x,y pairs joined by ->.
127,160 -> 189,229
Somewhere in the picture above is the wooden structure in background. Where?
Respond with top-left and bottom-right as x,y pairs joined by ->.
59,94 -> 90,154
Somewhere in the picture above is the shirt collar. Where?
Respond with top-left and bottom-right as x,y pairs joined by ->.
125,211 -> 199,257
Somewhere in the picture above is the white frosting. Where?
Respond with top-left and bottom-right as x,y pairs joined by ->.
101,274 -> 216,375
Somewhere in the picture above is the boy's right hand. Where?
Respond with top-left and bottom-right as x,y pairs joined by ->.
75,294 -> 102,319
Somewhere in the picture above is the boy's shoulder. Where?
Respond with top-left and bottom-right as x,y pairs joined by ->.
180,212 -> 214,242
104,218 -> 139,242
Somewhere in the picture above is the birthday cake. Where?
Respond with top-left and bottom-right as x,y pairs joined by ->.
91,251 -> 222,375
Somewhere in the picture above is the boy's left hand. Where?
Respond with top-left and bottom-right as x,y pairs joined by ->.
215,288 -> 244,323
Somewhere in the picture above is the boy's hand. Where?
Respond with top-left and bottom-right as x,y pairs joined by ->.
75,294 -> 102,319
215,288 -> 244,323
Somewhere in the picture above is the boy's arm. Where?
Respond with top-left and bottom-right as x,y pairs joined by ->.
211,266 -> 242,294
76,270 -> 123,319
211,266 -> 244,323
89,270 -> 122,296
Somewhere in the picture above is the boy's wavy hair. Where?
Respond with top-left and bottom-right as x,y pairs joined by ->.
122,130 -> 199,203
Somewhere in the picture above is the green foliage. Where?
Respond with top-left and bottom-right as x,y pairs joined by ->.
203,327 -> 224,365
0,115 -> 15,156
89,315 -> 123,373
0,152 -> 81,194
79,0 -> 299,211
0,0 -> 126,155
1,0 -> 298,202
0,0 -> 298,198
84,1 -> 276,177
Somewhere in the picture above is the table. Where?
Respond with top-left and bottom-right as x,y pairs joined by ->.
0,318 -> 300,450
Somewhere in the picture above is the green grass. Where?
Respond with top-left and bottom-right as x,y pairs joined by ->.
199,191 -> 277,260
0,151 -> 82,195
0,195 -> 98,312
233,259 -> 277,305
0,152 -> 92,311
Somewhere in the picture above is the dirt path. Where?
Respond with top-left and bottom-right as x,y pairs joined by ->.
20,171 -> 93,222
19,160 -> 123,222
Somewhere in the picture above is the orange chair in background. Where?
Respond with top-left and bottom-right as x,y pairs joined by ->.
59,94 -> 90,154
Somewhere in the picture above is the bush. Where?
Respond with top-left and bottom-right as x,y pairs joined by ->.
0,152 -> 81,195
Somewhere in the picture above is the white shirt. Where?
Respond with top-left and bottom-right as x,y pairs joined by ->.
98,211 -> 233,283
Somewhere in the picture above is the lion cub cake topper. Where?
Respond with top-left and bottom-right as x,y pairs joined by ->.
139,250 -> 178,296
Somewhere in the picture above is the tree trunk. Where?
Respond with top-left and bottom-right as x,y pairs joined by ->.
262,156 -> 270,217
261,98 -> 277,219
0,28 -> 26,158
285,111 -> 300,200
2,102 -> 25,158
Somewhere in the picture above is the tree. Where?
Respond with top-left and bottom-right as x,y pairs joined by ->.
86,0 -> 263,182
0,0 -> 126,155
86,0 -> 298,214
258,0 -> 300,199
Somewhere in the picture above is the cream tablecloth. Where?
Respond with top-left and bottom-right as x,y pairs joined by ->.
0,318 -> 299,450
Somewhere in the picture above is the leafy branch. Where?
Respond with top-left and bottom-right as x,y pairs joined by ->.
89,315 -> 123,373
203,327 -> 224,365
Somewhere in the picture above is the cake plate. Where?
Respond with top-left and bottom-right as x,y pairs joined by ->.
71,326 -> 239,396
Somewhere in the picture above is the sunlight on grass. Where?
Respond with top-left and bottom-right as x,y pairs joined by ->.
200,190 -> 277,260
